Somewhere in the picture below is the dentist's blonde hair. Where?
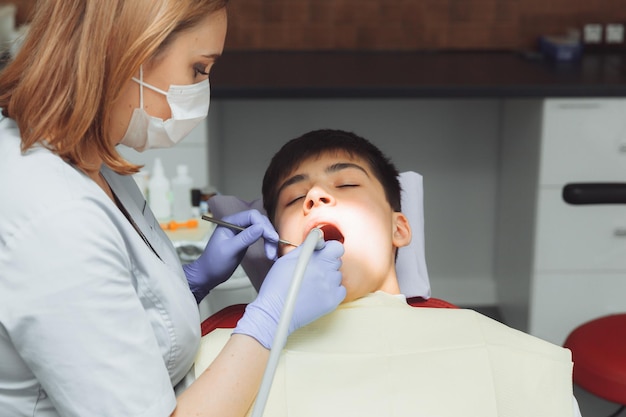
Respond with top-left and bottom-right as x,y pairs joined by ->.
0,0 -> 227,175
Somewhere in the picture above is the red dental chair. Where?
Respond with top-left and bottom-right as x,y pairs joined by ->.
562,183 -> 626,417
564,314 -> 626,411
201,296 -> 458,336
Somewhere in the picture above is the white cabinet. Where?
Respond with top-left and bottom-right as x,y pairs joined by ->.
535,189 -> 626,271
496,98 -> 626,345
539,100 -> 626,184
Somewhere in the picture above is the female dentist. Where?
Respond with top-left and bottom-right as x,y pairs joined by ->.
0,1 -> 345,417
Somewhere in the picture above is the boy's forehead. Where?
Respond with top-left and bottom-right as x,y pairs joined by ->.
283,150 -> 370,178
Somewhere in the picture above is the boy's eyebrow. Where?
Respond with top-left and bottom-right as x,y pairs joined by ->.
327,162 -> 369,177
277,174 -> 307,197
276,162 -> 369,196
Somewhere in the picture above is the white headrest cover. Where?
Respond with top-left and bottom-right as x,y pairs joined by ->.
396,171 -> 431,298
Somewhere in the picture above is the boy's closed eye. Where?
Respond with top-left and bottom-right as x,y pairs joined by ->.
286,195 -> 306,207
283,183 -> 360,207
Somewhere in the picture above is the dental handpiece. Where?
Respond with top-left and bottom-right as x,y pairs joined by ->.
251,227 -> 325,417
201,215 -> 297,247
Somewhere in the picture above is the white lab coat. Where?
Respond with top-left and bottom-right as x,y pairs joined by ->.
0,117 -> 200,417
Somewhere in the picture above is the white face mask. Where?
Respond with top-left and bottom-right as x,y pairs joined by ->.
120,66 -> 210,152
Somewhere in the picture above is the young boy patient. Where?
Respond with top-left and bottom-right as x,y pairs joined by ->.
195,129 -> 581,417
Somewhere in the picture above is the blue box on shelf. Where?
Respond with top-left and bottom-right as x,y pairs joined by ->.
539,36 -> 583,62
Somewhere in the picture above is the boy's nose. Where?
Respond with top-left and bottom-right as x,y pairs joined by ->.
304,187 -> 335,211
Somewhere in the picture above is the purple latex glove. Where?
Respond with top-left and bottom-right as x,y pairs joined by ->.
184,209 -> 279,303
233,240 -> 346,349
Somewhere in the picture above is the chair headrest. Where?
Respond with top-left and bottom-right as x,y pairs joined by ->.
396,171 -> 430,298
207,171 -> 431,298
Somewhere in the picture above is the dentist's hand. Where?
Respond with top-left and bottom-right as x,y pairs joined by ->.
184,209 -> 279,303
233,240 -> 346,349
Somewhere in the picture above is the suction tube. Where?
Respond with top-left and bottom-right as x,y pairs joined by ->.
251,227 -> 325,417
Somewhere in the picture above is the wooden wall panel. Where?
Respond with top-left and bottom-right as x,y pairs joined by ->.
4,0 -> 625,51
225,0 -> 626,51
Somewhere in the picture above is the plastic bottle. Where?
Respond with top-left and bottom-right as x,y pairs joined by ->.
148,158 -> 171,221
171,164 -> 193,221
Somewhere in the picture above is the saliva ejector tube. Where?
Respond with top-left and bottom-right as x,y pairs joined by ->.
251,227 -> 325,417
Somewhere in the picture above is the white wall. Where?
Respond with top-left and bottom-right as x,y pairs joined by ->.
209,98 -> 502,305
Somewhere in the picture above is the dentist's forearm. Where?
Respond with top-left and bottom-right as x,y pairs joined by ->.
172,334 -> 269,417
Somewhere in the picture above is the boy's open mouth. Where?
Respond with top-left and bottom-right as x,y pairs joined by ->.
317,224 -> 344,244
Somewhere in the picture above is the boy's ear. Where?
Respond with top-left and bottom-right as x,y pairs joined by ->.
392,212 -> 412,248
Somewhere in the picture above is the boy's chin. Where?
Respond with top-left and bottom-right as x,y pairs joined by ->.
340,287 -> 368,304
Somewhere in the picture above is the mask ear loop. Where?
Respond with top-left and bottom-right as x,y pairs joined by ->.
139,65 -> 144,109
132,66 -> 169,97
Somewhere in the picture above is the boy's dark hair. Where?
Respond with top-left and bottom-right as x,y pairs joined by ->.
262,129 -> 401,223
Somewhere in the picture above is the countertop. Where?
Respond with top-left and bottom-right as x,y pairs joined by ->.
210,50 -> 626,99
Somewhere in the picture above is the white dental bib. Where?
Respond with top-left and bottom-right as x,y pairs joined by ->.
195,292 -> 574,417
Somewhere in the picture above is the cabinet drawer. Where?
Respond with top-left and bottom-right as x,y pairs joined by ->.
534,188 -> 626,271
539,99 -> 626,185
529,272 -> 626,345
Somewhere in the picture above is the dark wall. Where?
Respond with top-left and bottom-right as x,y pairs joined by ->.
225,0 -> 626,51
5,0 -> 625,51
